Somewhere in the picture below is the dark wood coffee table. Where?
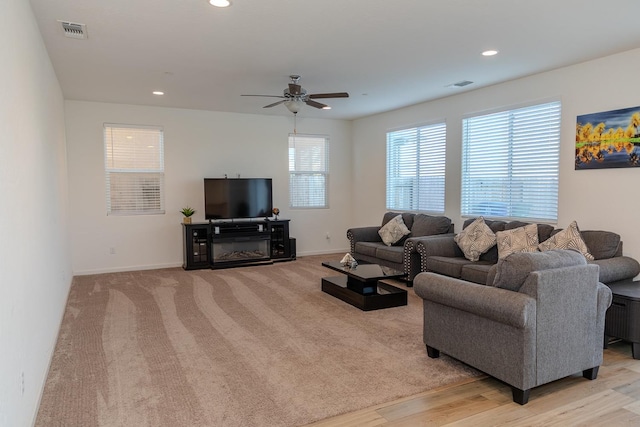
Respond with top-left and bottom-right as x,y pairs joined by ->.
321,261 -> 407,311
605,278 -> 640,359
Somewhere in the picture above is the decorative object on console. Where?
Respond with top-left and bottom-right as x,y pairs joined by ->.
378,214 -> 411,246
180,206 -> 196,224
453,216 -> 497,262
272,207 -> 280,220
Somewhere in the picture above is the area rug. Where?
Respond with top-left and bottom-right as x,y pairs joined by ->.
36,254 -> 480,427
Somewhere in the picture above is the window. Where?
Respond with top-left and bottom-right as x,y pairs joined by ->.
461,100 -> 561,222
104,124 -> 165,215
289,134 -> 329,208
386,122 -> 446,213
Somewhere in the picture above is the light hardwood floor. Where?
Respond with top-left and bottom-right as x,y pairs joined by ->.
307,340 -> 640,426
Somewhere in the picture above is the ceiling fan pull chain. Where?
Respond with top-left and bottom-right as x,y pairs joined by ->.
294,112 -> 297,135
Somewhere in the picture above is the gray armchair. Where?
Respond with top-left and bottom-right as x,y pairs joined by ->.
414,250 -> 612,404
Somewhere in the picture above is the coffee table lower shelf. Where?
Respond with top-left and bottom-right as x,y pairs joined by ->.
321,276 -> 407,311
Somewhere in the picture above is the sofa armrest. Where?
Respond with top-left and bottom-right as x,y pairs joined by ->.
416,234 -> 464,272
404,234 -> 455,280
414,272 -> 535,329
590,256 -> 640,284
416,234 -> 461,258
346,226 -> 382,253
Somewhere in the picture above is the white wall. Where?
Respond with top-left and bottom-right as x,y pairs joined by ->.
0,1 -> 71,425
65,101 -> 352,274
352,48 -> 640,263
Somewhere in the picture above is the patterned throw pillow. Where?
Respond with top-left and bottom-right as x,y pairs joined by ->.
454,217 -> 497,262
538,220 -> 594,260
378,214 -> 411,246
496,223 -> 540,259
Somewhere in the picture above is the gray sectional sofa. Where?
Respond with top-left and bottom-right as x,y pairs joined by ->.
416,218 -> 640,285
347,212 -> 454,283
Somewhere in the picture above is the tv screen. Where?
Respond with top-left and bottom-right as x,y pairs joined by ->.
204,178 -> 273,220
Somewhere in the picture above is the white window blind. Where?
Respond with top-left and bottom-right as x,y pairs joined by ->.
289,134 -> 329,209
104,124 -> 165,215
386,122 -> 446,213
461,101 -> 561,222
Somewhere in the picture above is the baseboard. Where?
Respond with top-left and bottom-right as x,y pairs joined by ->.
73,262 -> 183,276
296,248 -> 349,257
31,273 -> 74,427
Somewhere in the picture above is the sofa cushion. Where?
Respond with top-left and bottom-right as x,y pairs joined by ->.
382,211 -> 414,231
581,230 -> 620,260
454,217 -> 497,262
375,245 -> 404,264
378,214 -> 411,246
411,214 -> 452,237
354,242 -> 379,257
539,221 -> 594,260
427,256 -> 475,278
460,262 -> 494,285
491,249 -> 587,292
496,224 -> 540,259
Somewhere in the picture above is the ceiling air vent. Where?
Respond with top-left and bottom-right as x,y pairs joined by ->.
59,21 -> 87,39
453,80 -> 473,87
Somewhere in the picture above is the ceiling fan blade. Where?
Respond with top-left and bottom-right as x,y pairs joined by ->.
288,83 -> 302,95
264,100 -> 287,108
305,99 -> 328,109
241,94 -> 285,98
308,92 -> 349,99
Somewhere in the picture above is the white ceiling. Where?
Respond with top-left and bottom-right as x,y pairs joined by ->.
29,0 -> 640,120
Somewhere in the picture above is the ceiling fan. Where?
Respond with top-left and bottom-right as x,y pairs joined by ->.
242,75 -> 349,114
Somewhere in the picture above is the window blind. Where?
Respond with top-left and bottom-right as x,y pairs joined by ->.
288,134 -> 329,209
386,122 -> 446,213
461,101 -> 561,222
104,124 -> 165,215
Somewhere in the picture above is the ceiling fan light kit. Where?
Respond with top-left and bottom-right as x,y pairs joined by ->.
242,75 -> 349,114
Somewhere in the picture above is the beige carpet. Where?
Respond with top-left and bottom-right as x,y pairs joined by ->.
36,254 -> 479,427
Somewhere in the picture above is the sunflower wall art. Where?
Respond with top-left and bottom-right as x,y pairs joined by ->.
576,106 -> 640,169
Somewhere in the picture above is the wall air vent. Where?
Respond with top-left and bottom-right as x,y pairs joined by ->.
58,21 -> 87,39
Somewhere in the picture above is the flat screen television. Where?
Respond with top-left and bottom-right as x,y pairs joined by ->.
204,178 -> 273,220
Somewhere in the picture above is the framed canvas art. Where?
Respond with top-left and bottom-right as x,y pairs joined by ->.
576,106 -> 640,169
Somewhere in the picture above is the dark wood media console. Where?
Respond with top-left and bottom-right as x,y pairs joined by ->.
182,220 -> 295,270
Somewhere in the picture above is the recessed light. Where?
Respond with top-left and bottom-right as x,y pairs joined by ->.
209,0 -> 231,7
482,50 -> 499,56
322,106 -> 331,110
152,91 -> 164,96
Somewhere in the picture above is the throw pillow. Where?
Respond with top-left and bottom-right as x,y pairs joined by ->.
538,220 -> 594,260
454,217 -> 497,262
496,223 -> 540,259
378,214 -> 411,246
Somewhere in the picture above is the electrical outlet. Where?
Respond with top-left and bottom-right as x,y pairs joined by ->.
109,247 -> 116,255
325,232 -> 330,240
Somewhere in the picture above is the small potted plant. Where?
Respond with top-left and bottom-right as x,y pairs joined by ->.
180,206 -> 196,224
272,207 -> 280,220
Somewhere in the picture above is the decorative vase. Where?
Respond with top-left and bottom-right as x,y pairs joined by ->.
183,217 -> 192,224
